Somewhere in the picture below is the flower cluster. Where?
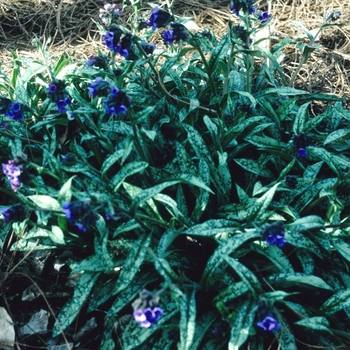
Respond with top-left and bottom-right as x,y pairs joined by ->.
99,3 -> 120,26
146,6 -> 174,30
140,40 -> 156,55
132,289 -> 164,328
102,26 -> 135,59
291,132 -> 312,158
87,54 -> 109,69
229,0 -> 255,16
232,25 -> 252,45
1,203 -> 26,223
6,102 -> 25,121
88,77 -> 110,98
47,80 -> 72,113
260,221 -> 287,248
0,97 -> 25,121
62,201 -> 98,233
104,86 -> 132,116
162,23 -> 189,46
2,159 -> 22,191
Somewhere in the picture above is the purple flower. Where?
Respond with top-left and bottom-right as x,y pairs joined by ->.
88,77 -> 110,98
133,307 -> 164,328
56,97 -> 71,113
114,33 -> 133,59
146,6 -> 173,30
2,160 -> 21,191
1,204 -> 26,223
297,148 -> 308,158
256,315 -> 281,332
1,121 -> 8,129
265,234 -> 276,245
99,3 -> 120,25
105,213 -> 112,221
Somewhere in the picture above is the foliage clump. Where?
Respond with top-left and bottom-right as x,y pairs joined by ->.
0,1 -> 350,348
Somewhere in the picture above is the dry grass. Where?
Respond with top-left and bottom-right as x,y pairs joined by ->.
0,0 -> 349,105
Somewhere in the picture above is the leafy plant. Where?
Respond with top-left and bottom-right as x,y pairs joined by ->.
0,1 -> 350,349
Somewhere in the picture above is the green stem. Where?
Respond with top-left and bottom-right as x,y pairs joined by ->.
245,13 -> 251,93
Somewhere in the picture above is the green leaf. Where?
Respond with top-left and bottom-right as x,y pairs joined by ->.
101,121 -> 133,135
293,102 -> 310,134
113,220 -> 140,238
332,238 -> 350,263
256,86 -> 309,98
201,230 -> 260,286
114,233 -> 152,294
234,158 -> 273,178
286,232 -> 322,258
208,34 -> 229,76
182,219 -> 238,237
275,314 -> 297,350
214,281 -> 249,306
224,256 -> 262,294
71,254 -> 115,273
308,146 -> 342,177
154,256 -> 182,284
228,299 -> 257,350
176,141 -> 198,175
295,317 -> 331,332
268,273 -> 332,290
158,228 -> 180,257
324,129 -> 350,145
105,273 -> 156,318
179,290 -> 197,350
291,20 -> 314,41
100,149 -> 124,178
189,311 -> 217,350
287,215 -> 325,231
58,176 -> 75,202
50,225 -> 65,245
28,195 -> 61,211
320,288 -> 350,314
52,272 -> 100,337
110,161 -> 148,191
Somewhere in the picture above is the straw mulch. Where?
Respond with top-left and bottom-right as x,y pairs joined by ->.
0,0 -> 349,106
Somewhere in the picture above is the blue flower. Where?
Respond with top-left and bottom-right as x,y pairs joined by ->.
48,83 -> 57,94
256,315 -> 281,332
56,97 -> 71,113
297,148 -> 308,158
1,121 -> 8,129
102,31 -> 116,51
229,0 -> 255,16
257,12 -> 272,25
88,77 -> 110,98
162,30 -> 175,46
75,222 -> 87,233
140,41 -> 156,55
1,204 -> 26,223
146,7 -> 173,30
133,307 -> 164,328
261,221 -> 287,248
114,33 -> 133,58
